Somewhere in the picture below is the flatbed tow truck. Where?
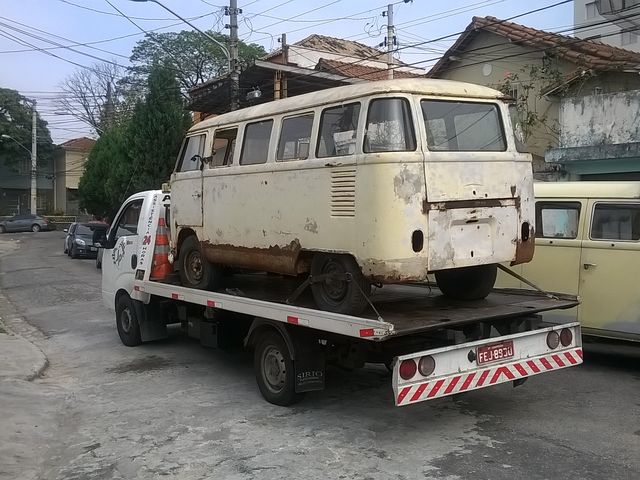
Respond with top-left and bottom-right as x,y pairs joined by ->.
101,191 -> 583,407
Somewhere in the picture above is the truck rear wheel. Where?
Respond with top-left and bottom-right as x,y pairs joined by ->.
254,331 -> 302,406
310,254 -> 370,315
178,235 -> 222,290
115,294 -> 142,346
435,264 -> 497,301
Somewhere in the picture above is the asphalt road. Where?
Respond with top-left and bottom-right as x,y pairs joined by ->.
1,232 -> 639,480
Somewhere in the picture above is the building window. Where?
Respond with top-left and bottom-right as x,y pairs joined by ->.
621,30 -> 638,45
585,2 -> 597,19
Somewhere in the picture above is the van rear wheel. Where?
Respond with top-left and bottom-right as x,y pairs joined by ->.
178,235 -> 222,290
435,264 -> 497,301
310,254 -> 370,315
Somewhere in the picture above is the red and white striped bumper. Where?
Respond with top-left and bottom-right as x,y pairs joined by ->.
393,323 -> 582,407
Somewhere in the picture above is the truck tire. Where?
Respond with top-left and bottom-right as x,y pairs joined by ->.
254,331 -> 302,406
310,253 -> 370,315
115,294 -> 142,346
178,235 -> 222,290
435,264 -> 497,301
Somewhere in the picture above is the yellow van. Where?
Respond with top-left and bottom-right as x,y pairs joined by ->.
497,182 -> 640,342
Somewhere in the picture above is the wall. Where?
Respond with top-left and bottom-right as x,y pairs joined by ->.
53,148 -> 89,214
559,89 -> 640,147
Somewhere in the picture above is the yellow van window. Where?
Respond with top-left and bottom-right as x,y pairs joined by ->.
535,202 -> 581,239
591,203 -> 640,241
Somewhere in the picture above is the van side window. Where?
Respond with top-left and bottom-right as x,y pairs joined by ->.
590,203 -> 640,241
177,134 -> 205,172
317,103 -> 361,158
210,128 -> 238,167
535,202 -> 581,239
114,200 -> 143,239
240,120 -> 273,165
277,114 -> 313,161
364,98 -> 416,153
421,100 -> 506,151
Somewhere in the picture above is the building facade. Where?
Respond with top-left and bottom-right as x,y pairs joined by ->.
54,137 -> 95,215
0,153 -> 54,216
574,0 -> 640,52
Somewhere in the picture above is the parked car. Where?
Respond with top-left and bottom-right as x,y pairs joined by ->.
64,222 -> 108,259
0,214 -> 54,233
63,222 -> 77,254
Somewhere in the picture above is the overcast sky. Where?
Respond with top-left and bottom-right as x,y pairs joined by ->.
0,0 -> 574,143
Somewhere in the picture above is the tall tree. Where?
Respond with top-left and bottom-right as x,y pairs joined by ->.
58,61 -> 125,135
0,88 -> 54,170
126,30 -> 266,94
125,63 -> 191,194
78,64 -> 190,216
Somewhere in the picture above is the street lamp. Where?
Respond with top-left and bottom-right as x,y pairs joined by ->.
1,134 -> 31,155
130,0 -> 239,111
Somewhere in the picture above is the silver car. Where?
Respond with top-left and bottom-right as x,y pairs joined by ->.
0,214 -> 53,233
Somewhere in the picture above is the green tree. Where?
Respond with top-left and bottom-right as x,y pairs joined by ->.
124,63 -> 190,193
126,30 -> 266,94
79,64 -> 190,216
78,124 -> 128,217
0,88 -> 55,170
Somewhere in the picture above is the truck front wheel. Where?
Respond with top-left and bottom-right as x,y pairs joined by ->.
254,331 -> 302,406
115,294 -> 142,346
178,235 -> 222,290
434,264 -> 497,301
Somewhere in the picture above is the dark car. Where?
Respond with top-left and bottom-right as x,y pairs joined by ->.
0,214 -> 54,233
65,222 -> 108,259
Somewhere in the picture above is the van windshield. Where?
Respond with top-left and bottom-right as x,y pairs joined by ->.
421,100 -> 506,152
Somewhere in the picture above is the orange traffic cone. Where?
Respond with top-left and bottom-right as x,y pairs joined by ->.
150,217 -> 172,280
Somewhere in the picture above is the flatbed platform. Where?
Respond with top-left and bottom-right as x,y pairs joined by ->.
134,273 -> 578,341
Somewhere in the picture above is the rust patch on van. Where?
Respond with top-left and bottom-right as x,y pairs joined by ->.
393,166 -> 423,205
511,236 -> 535,265
422,197 -> 518,213
201,239 -> 302,275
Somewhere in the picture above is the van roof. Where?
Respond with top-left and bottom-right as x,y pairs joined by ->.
534,181 -> 640,199
191,78 -> 506,132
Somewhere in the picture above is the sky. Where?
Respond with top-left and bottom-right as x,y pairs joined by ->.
0,0 -> 575,143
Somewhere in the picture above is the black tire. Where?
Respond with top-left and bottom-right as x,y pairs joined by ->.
254,331 -> 303,406
310,254 -> 370,315
31,224 -> 41,232
178,235 -> 222,290
96,256 -> 102,269
0,225 -> 5,234
434,264 -> 497,301
70,244 -> 79,259
115,294 -> 142,347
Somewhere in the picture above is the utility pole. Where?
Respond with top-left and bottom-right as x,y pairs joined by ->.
30,100 -> 37,215
228,0 -> 240,111
385,4 -> 394,80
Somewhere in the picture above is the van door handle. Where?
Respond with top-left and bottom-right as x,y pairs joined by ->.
583,262 -> 597,270
131,254 -> 137,270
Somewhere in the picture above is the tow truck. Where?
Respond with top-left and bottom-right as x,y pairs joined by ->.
100,191 -> 582,407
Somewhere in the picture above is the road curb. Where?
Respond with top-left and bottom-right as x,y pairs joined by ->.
0,307 -> 49,382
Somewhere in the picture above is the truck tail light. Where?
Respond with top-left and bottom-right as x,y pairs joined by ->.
399,359 -> 417,380
560,328 -> 573,347
546,331 -> 560,349
418,355 -> 435,376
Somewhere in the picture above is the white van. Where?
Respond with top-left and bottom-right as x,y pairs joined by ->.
170,79 -> 535,314
498,182 -> 640,342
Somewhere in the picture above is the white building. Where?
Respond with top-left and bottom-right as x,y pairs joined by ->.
574,0 -> 640,51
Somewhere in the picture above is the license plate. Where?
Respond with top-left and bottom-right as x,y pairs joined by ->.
90,247 -> 97,252
476,340 -> 514,365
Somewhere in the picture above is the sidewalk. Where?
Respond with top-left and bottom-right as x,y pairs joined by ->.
0,237 -> 48,381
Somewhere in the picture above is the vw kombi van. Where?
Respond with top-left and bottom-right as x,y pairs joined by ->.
498,182 -> 640,342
